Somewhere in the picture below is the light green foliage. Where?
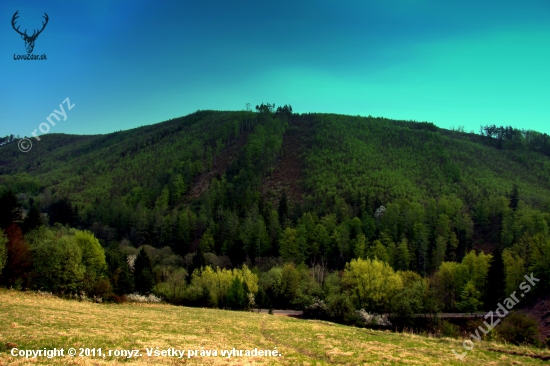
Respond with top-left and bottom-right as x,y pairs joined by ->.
154,268 -> 187,302
343,258 -> 403,312
461,250 -> 492,293
200,230 -> 215,253
456,280 -> 483,312
30,228 -> 85,293
74,230 -> 107,291
354,233 -> 367,259
367,239 -> 389,263
503,249 -> 526,294
433,251 -> 491,311
186,265 -> 258,308
433,261 -> 469,311
395,238 -> 410,270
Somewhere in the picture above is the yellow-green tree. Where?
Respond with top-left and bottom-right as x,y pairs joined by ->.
343,258 -> 403,311
74,230 -> 107,293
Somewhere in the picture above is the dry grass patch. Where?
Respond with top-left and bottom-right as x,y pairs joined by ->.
1,289 -> 549,365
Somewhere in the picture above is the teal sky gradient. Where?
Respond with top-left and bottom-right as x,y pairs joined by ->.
1,0 -> 549,137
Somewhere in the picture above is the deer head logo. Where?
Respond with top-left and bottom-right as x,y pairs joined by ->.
11,11 -> 49,54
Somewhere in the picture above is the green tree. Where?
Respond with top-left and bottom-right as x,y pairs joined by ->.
432,261 -> 469,311
432,235 -> 447,272
354,233 -> 367,259
395,238 -> 410,271
456,280 -> 483,312
280,227 -> 301,264
30,228 -> 85,293
0,191 -> 22,229
22,204 -> 42,233
367,240 -> 389,263
502,249 -> 526,294
74,230 -> 107,293
200,229 -> 215,253
226,276 -> 249,310
134,247 -> 155,294
106,248 -> 134,295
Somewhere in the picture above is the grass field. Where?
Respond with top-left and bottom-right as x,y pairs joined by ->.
1,289 -> 549,365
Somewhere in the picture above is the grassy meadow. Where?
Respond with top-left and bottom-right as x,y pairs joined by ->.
1,289 -> 549,365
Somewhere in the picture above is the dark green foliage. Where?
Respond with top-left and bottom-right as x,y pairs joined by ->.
497,312 -> 541,345
22,204 -> 42,233
440,320 -> 461,339
325,293 -> 356,324
485,248 -> 505,305
188,245 -> 206,282
134,247 -> 154,294
106,248 -> 134,295
48,198 -> 77,227
509,184 -> 520,211
1,109 -> 550,321
278,192 -> 288,223
226,277 -> 249,310
0,191 -> 22,230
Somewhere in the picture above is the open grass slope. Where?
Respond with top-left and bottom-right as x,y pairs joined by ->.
1,289 -> 549,365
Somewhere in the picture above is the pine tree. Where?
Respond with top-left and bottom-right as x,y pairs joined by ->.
485,247 -> 505,305
0,191 -> 22,230
134,247 -> 154,294
22,204 -> 42,233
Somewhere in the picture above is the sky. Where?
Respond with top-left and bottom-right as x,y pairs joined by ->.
1,0 -> 549,138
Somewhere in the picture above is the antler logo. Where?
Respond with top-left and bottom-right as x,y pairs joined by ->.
11,11 -> 49,54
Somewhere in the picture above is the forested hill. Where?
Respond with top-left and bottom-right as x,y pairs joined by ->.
1,107 -> 549,280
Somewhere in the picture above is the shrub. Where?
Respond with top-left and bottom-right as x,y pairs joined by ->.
326,293 -> 356,324
358,309 -> 392,327
440,320 -> 460,339
496,311 -> 540,345
103,293 -> 125,303
126,293 -> 162,303
303,297 -> 328,319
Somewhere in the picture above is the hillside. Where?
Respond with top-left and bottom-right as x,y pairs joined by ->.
1,289 -> 549,365
1,107 -> 549,323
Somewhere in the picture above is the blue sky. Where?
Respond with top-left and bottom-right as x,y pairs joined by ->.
1,0 -> 549,137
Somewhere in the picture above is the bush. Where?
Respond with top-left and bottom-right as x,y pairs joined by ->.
126,293 -> 162,303
358,309 -> 392,327
496,311 -> 540,345
326,293 -> 356,324
303,297 -> 328,319
89,278 -> 112,298
440,320 -> 460,339
103,293 -> 125,303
